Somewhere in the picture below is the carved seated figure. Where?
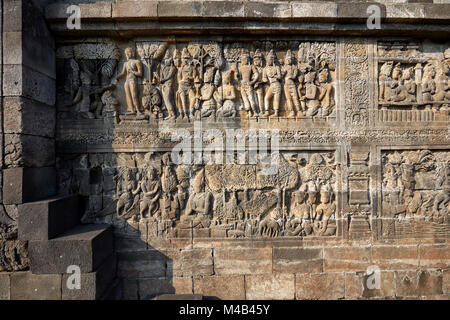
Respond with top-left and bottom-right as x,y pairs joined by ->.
422,63 -> 436,104
304,71 -> 320,117
392,67 -> 416,103
198,68 -> 217,119
313,188 -> 336,236
139,167 -> 161,219
116,169 -> 141,220
285,189 -> 313,236
216,70 -> 237,118
433,63 -> 450,104
180,169 -> 212,228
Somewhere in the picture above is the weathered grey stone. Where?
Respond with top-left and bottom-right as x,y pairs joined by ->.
3,167 -> 56,205
3,97 -> 55,138
62,254 -> 116,300
18,195 -> 81,241
158,1 -> 202,18
2,65 -> 56,106
202,1 -> 245,18
4,133 -> 55,168
117,250 -> 166,278
292,2 -> 337,19
29,224 -> 113,274
10,272 -> 61,300
245,2 -> 291,19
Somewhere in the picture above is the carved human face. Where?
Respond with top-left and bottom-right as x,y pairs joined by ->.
296,191 -> 306,203
308,191 -> 317,204
241,55 -> 249,65
267,55 -> 274,66
320,191 -> 330,204
285,57 -> 292,65
125,48 -> 133,60
254,57 -> 262,67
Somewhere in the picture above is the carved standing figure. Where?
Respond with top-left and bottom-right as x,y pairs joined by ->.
175,48 -> 197,120
379,61 -> 393,102
139,167 -> 161,219
318,66 -> 334,116
262,50 -> 282,117
158,50 -> 177,119
116,47 -> 143,115
237,53 -> 258,117
252,49 -> 265,114
282,50 -> 301,117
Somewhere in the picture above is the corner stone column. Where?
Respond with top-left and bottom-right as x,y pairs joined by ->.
1,0 -> 57,299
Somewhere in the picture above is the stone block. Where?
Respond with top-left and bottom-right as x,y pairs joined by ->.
395,270 -> 443,297
273,247 -> 323,274
245,2 -> 291,19
372,245 -> 419,270
45,2 -> 112,20
2,65 -> 56,106
386,4 -> 425,20
419,244 -> 450,268
3,97 -> 55,138
10,272 -> 61,300
158,1 -> 202,18
292,2 -> 337,19
165,248 -> 213,277
443,269 -> 450,294
0,274 -> 10,300
117,250 -> 166,278
3,0 -> 22,32
29,224 -> 113,274
4,133 -> 55,168
18,195 -> 81,241
324,246 -> 372,272
424,3 -> 450,19
245,273 -> 295,300
202,1 -> 245,18
138,277 -> 193,300
112,1 -> 158,19
214,247 -> 272,275
3,167 -> 56,205
62,254 -> 116,300
194,275 -> 245,300
337,3 -> 386,19
296,273 -> 345,300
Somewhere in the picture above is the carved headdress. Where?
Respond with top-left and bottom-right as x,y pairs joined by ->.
285,50 -> 294,62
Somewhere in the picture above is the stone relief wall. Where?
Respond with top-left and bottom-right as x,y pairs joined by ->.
58,151 -> 338,239
56,40 -> 336,124
52,36 -> 449,299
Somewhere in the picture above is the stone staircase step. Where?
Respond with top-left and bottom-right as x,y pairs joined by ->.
29,224 -> 113,274
18,195 -> 81,241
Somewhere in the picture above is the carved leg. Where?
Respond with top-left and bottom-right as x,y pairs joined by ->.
129,81 -> 141,114
124,82 -> 135,114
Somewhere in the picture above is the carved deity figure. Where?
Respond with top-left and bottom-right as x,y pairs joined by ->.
237,53 -> 258,117
198,68 -> 217,119
281,50 -> 301,117
139,167 -> 161,219
116,47 -> 143,115
317,66 -> 334,116
175,48 -> 197,120
392,66 -> 416,103
304,69 -> 320,117
434,63 -> 450,103
379,61 -> 393,102
216,69 -> 237,118
285,189 -> 313,236
116,169 -> 140,220
182,169 -> 212,228
314,188 -> 336,236
158,50 -> 177,119
262,50 -> 282,117
252,49 -> 265,114
422,63 -> 436,103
